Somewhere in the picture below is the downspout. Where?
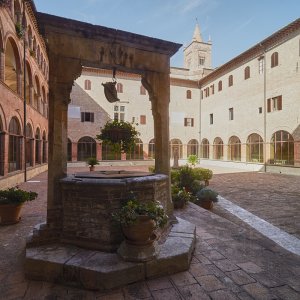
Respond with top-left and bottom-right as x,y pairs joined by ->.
261,44 -> 267,173
198,81 -> 202,161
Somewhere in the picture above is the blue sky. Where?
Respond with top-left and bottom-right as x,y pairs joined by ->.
33,0 -> 299,68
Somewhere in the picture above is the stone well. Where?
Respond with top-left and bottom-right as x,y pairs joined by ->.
59,171 -> 169,252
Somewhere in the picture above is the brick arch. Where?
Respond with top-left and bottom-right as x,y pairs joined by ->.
0,104 -> 7,131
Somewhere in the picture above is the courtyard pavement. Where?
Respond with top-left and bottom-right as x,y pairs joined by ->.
0,165 -> 299,299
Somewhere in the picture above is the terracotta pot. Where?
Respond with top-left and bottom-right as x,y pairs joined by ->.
122,215 -> 156,245
89,166 -> 95,172
173,198 -> 186,209
200,200 -> 213,210
0,203 -> 23,225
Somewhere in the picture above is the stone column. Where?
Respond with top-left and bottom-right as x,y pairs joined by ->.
96,142 -> 102,161
0,51 -> 5,82
142,71 -> 173,216
71,142 -> 77,162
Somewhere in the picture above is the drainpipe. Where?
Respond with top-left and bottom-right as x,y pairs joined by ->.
261,44 -> 267,173
198,82 -> 202,162
23,2 -> 27,182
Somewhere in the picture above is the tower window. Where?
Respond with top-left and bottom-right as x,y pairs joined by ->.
199,56 -> 205,66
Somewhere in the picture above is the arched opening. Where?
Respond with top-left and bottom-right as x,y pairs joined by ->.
270,130 -> 294,165
25,61 -> 32,104
186,90 -> 192,99
170,139 -> 183,159
128,138 -> 144,160
228,136 -> 241,161
42,131 -> 47,163
201,138 -> 209,159
213,137 -> 223,160
33,75 -> 40,111
246,133 -> 263,163
187,139 -> 199,156
148,138 -> 155,159
25,123 -> 33,167
8,117 -> 22,172
5,37 -> 20,93
14,0 -> 22,24
35,127 -> 41,164
77,136 -> 96,161
27,26 -> 33,50
42,86 -> 46,116
67,138 -> 72,161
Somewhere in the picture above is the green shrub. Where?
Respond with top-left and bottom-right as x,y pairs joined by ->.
196,187 -> 218,203
0,187 -> 38,205
187,154 -> 199,166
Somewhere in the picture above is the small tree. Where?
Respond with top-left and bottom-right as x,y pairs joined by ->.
187,154 -> 199,167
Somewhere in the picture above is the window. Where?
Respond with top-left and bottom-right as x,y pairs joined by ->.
184,118 -> 194,127
201,139 -> 209,159
186,90 -> 192,99
258,57 -> 264,74
218,80 -> 222,91
140,85 -> 146,95
205,87 -> 210,97
213,137 -> 224,160
77,136 -> 96,161
209,113 -> 213,125
210,84 -> 214,95
119,113 -> 125,121
259,107 -> 262,114
244,66 -> 250,79
84,80 -> 91,90
229,108 -> 234,120
228,136 -> 241,161
114,113 -> 118,120
114,106 -> 119,111
140,115 -> 146,125
170,139 -> 183,159
267,95 -> 282,112
117,83 -> 123,93
120,106 -> 125,112
81,112 -> 94,122
246,133 -> 264,163
199,56 -> 205,66
114,106 -> 125,121
187,139 -> 199,156
271,52 -> 279,68
228,75 -> 233,87
8,118 -> 22,173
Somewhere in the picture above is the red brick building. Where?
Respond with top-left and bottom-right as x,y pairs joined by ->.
0,0 -> 48,188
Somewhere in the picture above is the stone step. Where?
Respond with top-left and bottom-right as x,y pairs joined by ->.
25,217 -> 196,291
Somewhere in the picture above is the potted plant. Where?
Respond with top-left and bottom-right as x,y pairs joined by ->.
87,157 -> 99,171
96,120 -> 139,154
112,197 -> 168,245
195,187 -> 218,210
15,23 -> 24,39
171,185 -> 193,209
201,168 -> 213,186
0,187 -> 38,225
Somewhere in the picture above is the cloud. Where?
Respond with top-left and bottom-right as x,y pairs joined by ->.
182,0 -> 206,13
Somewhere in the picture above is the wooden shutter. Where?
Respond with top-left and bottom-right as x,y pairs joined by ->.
267,99 -> 271,112
184,118 -> 187,126
277,96 -> 282,110
191,118 -> 194,127
91,113 -> 94,122
81,112 -> 84,122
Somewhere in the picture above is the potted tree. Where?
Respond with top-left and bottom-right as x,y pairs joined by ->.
187,154 -> 199,167
87,157 -> 99,171
195,187 -> 218,210
96,120 -> 139,154
112,197 -> 168,245
0,187 -> 38,225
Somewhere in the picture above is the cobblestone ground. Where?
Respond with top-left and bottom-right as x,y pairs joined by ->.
209,172 -> 300,239
0,166 -> 299,299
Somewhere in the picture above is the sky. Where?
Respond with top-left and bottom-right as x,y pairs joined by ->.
33,0 -> 299,69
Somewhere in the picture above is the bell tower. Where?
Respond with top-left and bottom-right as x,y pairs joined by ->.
184,22 -> 212,73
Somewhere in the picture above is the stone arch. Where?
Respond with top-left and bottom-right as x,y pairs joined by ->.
8,116 -> 22,172
25,60 -> 33,104
201,138 -> 209,159
77,136 -> 96,161
33,74 -> 40,110
25,122 -> 34,167
228,135 -> 241,161
170,138 -> 183,159
4,36 -> 22,93
187,139 -> 198,156
213,137 -> 224,160
270,130 -> 294,165
246,133 -> 263,163
0,104 -> 7,131
128,138 -> 144,160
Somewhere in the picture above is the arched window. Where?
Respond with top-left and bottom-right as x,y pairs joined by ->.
27,27 -> 33,50
170,139 -> 183,159
84,79 -> 91,90
35,128 -> 41,164
228,75 -> 233,87
25,61 -> 32,105
201,138 -> 209,159
117,83 -> 123,93
128,138 -> 144,160
271,52 -> 279,68
8,117 -> 22,172
244,66 -> 250,80
33,75 -> 40,111
140,85 -> 146,95
246,133 -> 263,163
77,136 -> 96,161
5,38 -> 20,93
213,137 -> 224,160
228,136 -> 241,161
218,80 -> 222,91
42,131 -> 47,163
25,123 -> 33,167
0,115 -> 4,175
271,130 -> 294,165
186,90 -> 192,99
67,138 -> 72,162
148,138 -> 155,159
187,139 -> 199,156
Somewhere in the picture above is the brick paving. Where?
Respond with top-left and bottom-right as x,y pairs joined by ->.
0,166 -> 299,299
